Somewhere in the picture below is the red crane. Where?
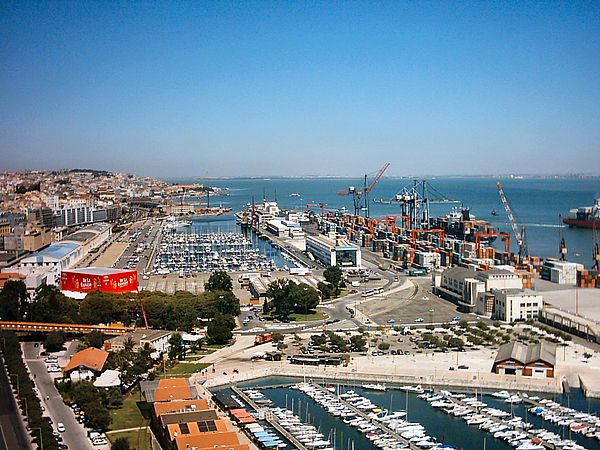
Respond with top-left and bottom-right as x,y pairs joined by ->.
337,163 -> 390,217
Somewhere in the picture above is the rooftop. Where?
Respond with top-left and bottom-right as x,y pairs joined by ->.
64,267 -> 136,276
30,241 -> 81,261
495,341 -> 556,366
64,347 -> 109,373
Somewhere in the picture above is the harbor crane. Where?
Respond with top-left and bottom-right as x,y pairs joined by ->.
337,163 -> 390,218
496,181 -> 528,263
558,214 -> 568,261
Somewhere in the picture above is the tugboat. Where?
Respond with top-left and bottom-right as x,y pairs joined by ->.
562,198 -> 600,229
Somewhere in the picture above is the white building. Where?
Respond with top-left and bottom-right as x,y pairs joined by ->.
433,267 -> 523,314
491,289 -> 542,323
104,329 -> 172,357
19,241 -> 83,271
62,223 -> 111,254
305,234 -> 361,268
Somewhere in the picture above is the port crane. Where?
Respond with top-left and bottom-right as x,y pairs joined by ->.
337,163 -> 390,218
374,179 -> 459,229
496,181 -> 528,263
558,214 -> 567,261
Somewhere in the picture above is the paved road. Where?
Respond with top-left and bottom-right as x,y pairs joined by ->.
22,343 -> 95,450
0,358 -> 31,450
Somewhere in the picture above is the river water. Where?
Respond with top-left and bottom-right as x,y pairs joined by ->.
172,176 -> 600,268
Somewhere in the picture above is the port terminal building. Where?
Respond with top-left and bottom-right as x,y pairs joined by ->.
433,267 -> 542,322
305,234 -> 361,269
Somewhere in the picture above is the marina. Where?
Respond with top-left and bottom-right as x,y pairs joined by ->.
231,377 -> 600,450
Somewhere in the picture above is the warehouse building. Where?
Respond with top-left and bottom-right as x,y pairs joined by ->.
305,234 -> 361,268
492,341 -> 556,378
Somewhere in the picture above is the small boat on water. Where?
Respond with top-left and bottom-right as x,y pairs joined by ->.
362,383 -> 387,392
491,208 -> 499,216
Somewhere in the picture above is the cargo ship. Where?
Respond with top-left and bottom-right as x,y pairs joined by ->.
562,198 -> 600,229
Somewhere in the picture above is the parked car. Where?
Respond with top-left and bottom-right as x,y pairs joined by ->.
57,423 -> 65,432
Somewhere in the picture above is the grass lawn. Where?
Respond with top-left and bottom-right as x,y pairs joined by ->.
109,388 -> 147,431
108,429 -> 152,450
289,311 -> 327,322
156,361 -> 211,377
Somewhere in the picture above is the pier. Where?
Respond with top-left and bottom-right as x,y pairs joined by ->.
307,383 -> 419,450
434,389 -> 556,449
231,385 -> 309,450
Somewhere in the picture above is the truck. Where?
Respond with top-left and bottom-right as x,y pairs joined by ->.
254,333 -> 273,345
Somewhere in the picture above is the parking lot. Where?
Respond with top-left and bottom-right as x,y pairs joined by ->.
114,218 -> 161,274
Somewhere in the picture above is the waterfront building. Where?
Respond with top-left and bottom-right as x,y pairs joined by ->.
490,288 -> 542,322
305,233 -> 361,268
492,341 -> 556,377
62,222 -> 111,254
433,267 -> 523,314
141,377 -> 250,450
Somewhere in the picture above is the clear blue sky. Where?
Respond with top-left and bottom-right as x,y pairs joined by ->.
1,1 -> 599,178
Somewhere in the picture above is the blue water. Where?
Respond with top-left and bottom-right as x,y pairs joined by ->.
232,377 -> 600,450
172,177 -> 600,267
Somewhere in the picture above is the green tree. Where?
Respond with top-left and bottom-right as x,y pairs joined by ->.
83,331 -> 105,349
317,281 -> 333,300
0,279 -> 29,321
323,266 -> 344,294
266,279 -> 296,320
112,438 -> 131,450
30,285 -> 79,323
294,284 -> 320,314
85,400 -> 111,429
168,333 -> 184,360
271,333 -> 285,343
79,291 -> 126,325
206,291 -> 240,316
45,331 -> 66,352
350,335 -> 367,352
206,313 -> 233,345
204,271 -> 233,292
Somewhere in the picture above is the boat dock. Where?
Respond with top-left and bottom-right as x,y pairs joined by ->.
231,385 -> 309,450
308,383 -> 419,450
434,389 -> 556,449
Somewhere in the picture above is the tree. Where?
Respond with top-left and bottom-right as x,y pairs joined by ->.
168,333 -> 184,360
323,266 -> 344,294
30,285 -> 79,323
0,279 -> 29,321
45,331 -> 66,352
83,331 -> 105,349
266,279 -> 296,320
206,291 -> 240,316
294,284 -> 320,314
204,271 -> 233,292
317,281 -> 333,300
350,335 -> 367,352
271,333 -> 285,343
112,438 -> 131,450
206,314 -> 233,345
79,291 -> 126,325
85,400 -> 111,429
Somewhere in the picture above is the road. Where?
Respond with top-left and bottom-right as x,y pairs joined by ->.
0,358 -> 31,450
22,342 -> 95,450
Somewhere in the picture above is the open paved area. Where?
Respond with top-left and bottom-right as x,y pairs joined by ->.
361,277 -> 469,327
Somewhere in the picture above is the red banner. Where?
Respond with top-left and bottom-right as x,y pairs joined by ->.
61,270 -> 138,293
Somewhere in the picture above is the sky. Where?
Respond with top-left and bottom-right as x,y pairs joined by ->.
1,1 -> 599,178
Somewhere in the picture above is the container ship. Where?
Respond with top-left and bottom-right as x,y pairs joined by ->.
562,198 -> 600,229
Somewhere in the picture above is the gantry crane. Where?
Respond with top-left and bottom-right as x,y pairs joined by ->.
497,181 -> 528,263
337,163 -> 390,218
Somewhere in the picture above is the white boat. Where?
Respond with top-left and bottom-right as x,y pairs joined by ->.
363,383 -> 387,391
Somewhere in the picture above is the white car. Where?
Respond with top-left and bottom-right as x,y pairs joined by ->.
414,318 -> 424,323
57,422 -> 65,432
